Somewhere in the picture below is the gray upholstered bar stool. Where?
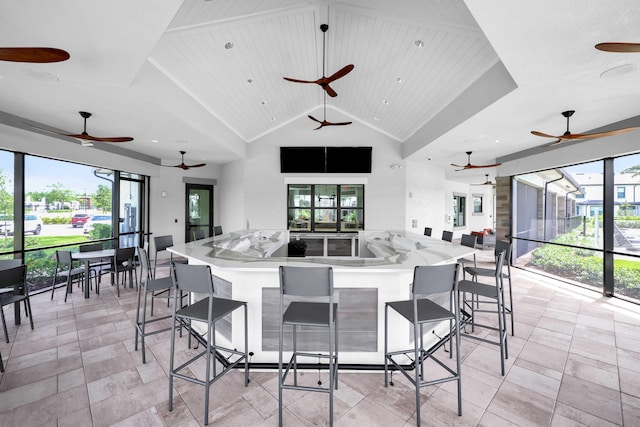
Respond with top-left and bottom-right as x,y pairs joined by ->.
168,263 -> 249,425
463,240 -> 514,335
278,266 -> 338,426
134,247 -> 174,363
458,250 -> 508,375
384,263 -> 462,426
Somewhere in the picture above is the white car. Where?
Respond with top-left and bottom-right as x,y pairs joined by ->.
0,214 -> 42,235
83,215 -> 112,234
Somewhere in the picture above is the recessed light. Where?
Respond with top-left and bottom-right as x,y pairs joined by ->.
271,117 -> 276,121
261,100 -> 267,106
415,40 -> 424,48
247,78 -> 253,84
382,99 -> 389,105
151,139 -> 159,143
224,41 -> 234,50
396,77 -> 403,83
373,116 -> 379,121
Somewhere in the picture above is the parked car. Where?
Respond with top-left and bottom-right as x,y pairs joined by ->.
71,213 -> 91,228
0,214 -> 43,235
83,215 -> 112,234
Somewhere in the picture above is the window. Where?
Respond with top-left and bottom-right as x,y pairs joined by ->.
617,186 -> 626,199
287,184 -> 364,232
472,194 -> 483,214
453,194 -> 465,227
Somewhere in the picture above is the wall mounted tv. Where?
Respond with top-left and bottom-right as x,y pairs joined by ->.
280,146 -> 372,173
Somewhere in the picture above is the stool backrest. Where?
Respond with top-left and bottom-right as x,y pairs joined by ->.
460,234 -> 477,249
154,235 -> 174,252
173,263 -> 230,296
412,263 -> 459,296
424,227 -> 432,237
138,247 -> 152,281
494,240 -> 512,260
279,266 -> 333,297
442,230 -> 453,242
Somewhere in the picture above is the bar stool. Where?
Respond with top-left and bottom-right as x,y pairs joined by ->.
441,230 -> 453,242
278,266 -> 338,426
458,234 -> 477,272
463,240 -> 514,335
168,263 -> 249,426
134,247 -> 173,363
458,250 -> 508,375
153,235 -> 187,279
384,263 -> 461,426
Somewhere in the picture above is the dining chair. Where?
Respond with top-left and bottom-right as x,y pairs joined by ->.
105,247 -> 138,297
51,250 -> 85,302
0,264 -> 34,343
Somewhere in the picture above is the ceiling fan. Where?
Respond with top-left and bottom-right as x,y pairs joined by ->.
166,151 -> 206,170
451,151 -> 501,171
308,92 -> 352,130
0,47 -> 69,63
531,110 -> 638,144
595,42 -> 640,53
28,111 -> 133,143
471,174 -> 496,186
283,24 -> 354,97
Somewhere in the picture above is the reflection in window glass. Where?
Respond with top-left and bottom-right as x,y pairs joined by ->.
453,195 -> 465,227
614,153 -> 640,301
0,150 -> 14,255
120,177 -> 142,248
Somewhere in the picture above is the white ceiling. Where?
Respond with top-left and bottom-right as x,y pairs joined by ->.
1,0 -> 640,183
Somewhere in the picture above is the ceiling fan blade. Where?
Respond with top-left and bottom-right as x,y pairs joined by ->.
463,163 -> 501,169
66,133 -> 133,143
323,84 -> 338,97
595,42 -> 640,53
325,64 -> 354,83
187,163 -> 206,168
567,127 -> 639,140
308,115 -> 322,123
0,47 -> 70,63
283,77 -> 317,84
531,130 -> 560,139
450,163 -> 466,168
326,121 -> 352,126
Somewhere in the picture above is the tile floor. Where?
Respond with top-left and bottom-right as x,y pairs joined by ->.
1,254 -> 640,426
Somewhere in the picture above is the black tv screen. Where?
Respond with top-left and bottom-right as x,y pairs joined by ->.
326,146 -> 372,173
280,147 -> 326,173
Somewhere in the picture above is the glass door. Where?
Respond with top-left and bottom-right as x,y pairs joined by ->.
185,183 -> 213,242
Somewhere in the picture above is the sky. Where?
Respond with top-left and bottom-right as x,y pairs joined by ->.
0,152 -> 110,194
557,153 -> 640,175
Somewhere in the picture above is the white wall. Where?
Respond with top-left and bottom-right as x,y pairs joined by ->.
219,117 -> 408,232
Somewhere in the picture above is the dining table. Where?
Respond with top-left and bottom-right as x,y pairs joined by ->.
72,249 -> 115,298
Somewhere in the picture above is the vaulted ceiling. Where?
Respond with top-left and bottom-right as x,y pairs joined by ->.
1,0 -> 640,183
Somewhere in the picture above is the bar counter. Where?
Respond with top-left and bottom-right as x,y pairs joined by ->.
168,229 -> 475,366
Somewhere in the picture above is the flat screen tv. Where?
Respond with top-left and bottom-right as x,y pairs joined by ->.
326,146 -> 372,173
280,147 -> 326,173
